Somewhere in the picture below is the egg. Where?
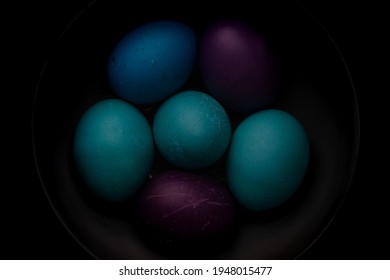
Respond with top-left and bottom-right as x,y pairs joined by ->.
227,109 -> 310,211
137,170 -> 236,241
107,20 -> 196,104
153,90 -> 231,169
73,99 -> 154,202
199,20 -> 278,113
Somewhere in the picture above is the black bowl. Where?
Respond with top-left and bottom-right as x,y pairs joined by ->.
32,0 -> 359,259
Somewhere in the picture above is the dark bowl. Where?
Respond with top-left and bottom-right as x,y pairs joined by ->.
32,0 -> 359,259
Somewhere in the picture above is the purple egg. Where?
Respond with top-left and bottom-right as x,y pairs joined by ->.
137,170 -> 236,241
199,20 -> 278,113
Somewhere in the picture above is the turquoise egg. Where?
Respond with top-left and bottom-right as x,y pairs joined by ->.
153,90 -> 231,169
73,99 -> 154,202
227,109 -> 310,211
107,20 -> 197,104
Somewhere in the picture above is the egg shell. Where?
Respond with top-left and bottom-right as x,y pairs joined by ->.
137,170 -> 236,241
199,20 -> 278,113
107,20 -> 196,105
227,109 -> 310,211
73,99 -> 154,202
153,90 -> 231,169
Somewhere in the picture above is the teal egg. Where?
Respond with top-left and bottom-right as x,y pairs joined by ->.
107,20 -> 196,105
227,109 -> 310,211
73,99 -> 154,202
153,90 -> 231,169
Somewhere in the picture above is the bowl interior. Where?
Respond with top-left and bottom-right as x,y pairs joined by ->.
33,0 -> 359,259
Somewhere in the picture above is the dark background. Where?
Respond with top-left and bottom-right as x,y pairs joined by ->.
3,0 -> 386,259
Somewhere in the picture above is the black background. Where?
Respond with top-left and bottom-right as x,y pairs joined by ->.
2,0 -> 387,259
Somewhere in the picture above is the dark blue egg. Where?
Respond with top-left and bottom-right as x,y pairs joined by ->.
107,21 -> 197,105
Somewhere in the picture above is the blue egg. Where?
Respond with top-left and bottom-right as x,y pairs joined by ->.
153,90 -> 231,169
107,20 -> 197,104
73,99 -> 154,202
227,109 -> 310,211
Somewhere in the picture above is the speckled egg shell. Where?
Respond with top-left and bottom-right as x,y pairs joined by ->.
137,170 -> 236,241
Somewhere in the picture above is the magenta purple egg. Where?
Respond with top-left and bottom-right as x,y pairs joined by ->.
137,170 -> 236,241
199,20 -> 278,113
